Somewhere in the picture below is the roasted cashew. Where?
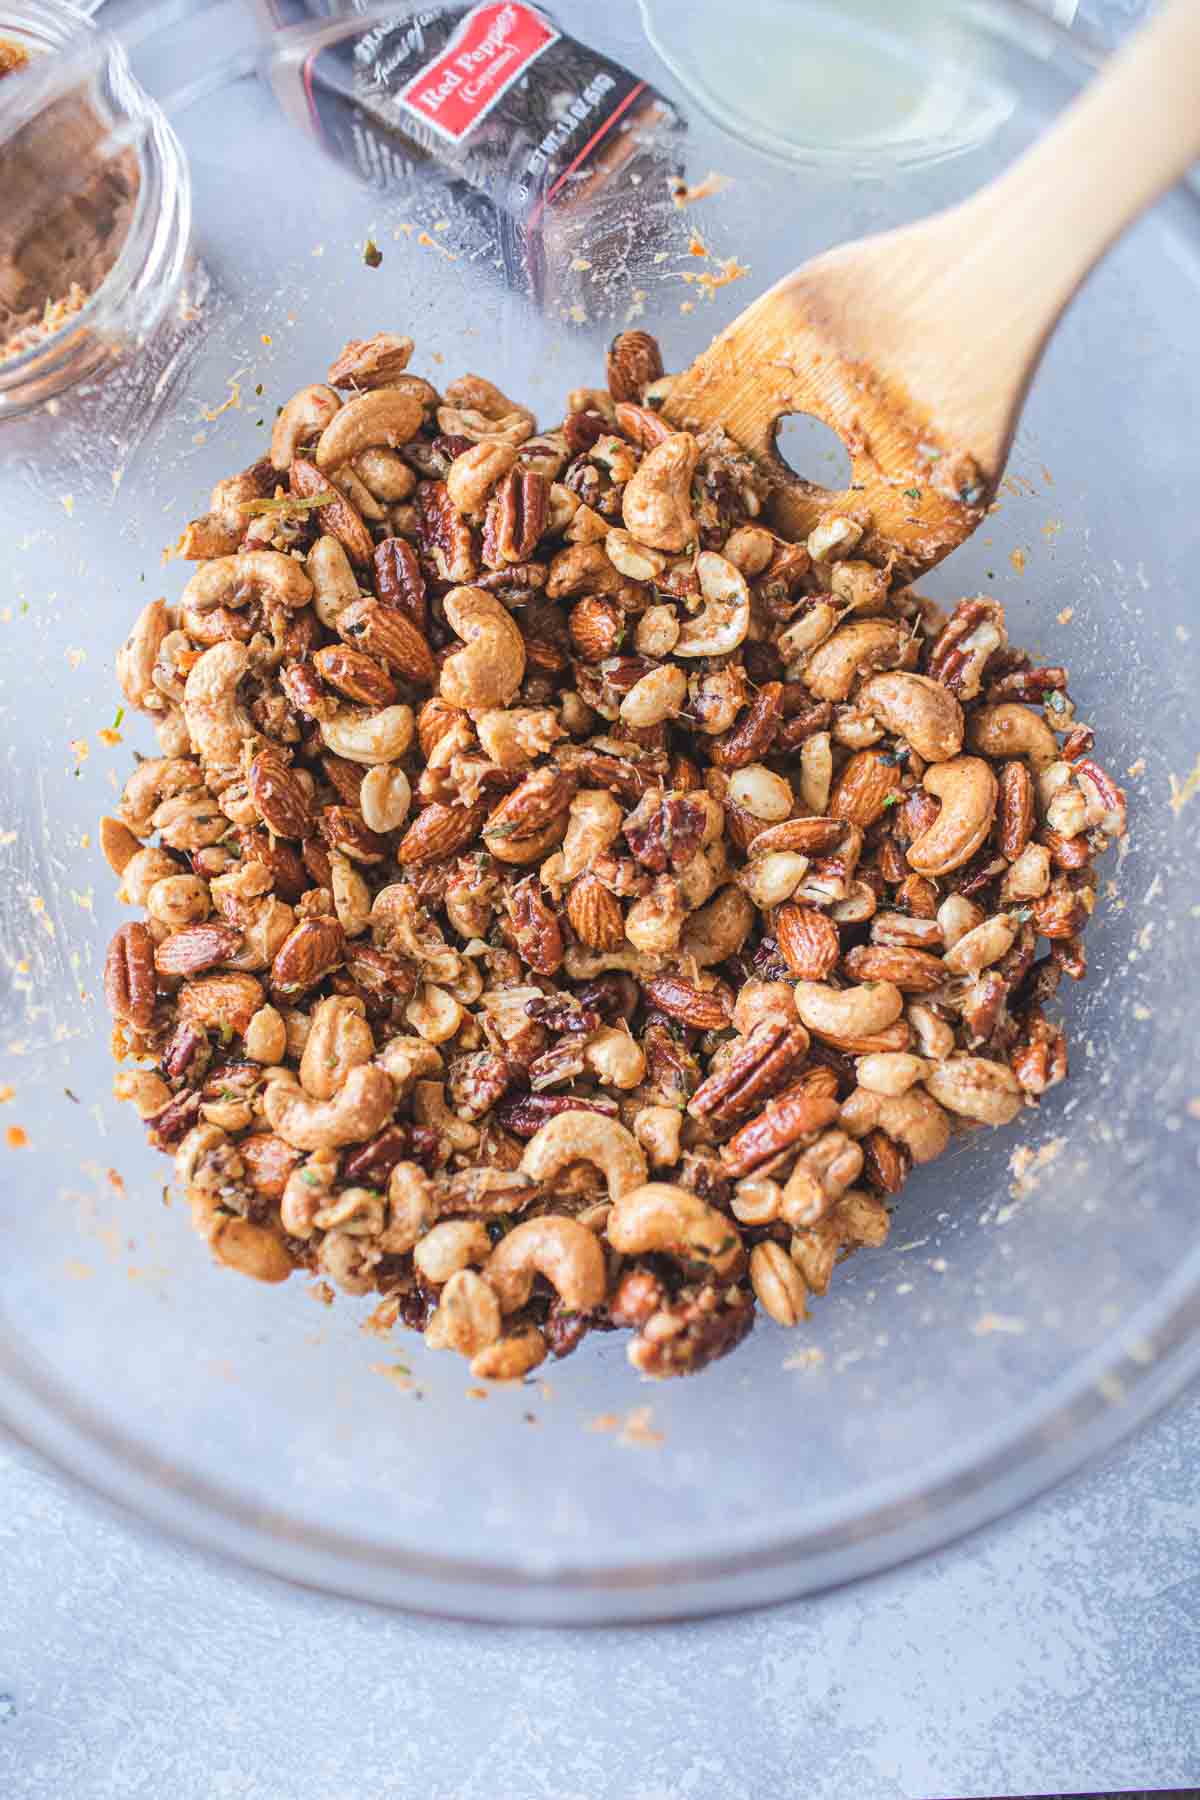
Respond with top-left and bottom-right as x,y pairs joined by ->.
475,707 -> 564,768
607,1182 -> 741,1276
425,1270 -> 502,1355
679,883 -> 755,966
118,847 -> 185,906
183,641 -> 254,768
439,586 -> 526,711
383,1162 -> 436,1254
621,431 -> 699,552
967,702 -> 1061,772
413,1219 -> 492,1285
446,441 -> 517,515
857,672 -> 964,763
145,873 -> 210,928
119,755 -> 204,838
352,447 -> 417,502
270,382 -> 341,470
307,534 -> 360,631
620,663 -> 687,728
470,1326 -> 547,1382
116,599 -> 173,714
319,704 -> 414,764
675,552 -> 750,657
209,1216 -> 294,1284
484,1215 -> 607,1313
942,913 -> 1016,976
907,756 -> 998,877
299,995 -> 375,1100
280,1150 -> 338,1238
582,1025 -> 646,1089
839,1084 -> 951,1161
180,551 -> 314,616
803,619 -> 912,702
793,979 -> 904,1039
315,388 -> 425,471
854,1051 -> 930,1097
520,1112 -> 647,1200
924,1057 -> 1022,1125
263,1063 -> 394,1151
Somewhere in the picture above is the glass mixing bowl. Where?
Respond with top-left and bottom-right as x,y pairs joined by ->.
1,0 -> 1197,1623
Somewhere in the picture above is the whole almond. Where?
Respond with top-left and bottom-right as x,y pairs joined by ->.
319,804 -> 390,864
312,644 -> 398,709
290,457 -> 374,565
568,594 -> 624,662
484,766 -> 577,843
337,596 -> 436,686
397,802 -> 488,866
154,923 -> 243,978
842,943 -> 946,993
177,971 -> 265,1036
270,917 -> 346,996
566,873 -> 625,950
641,974 -> 732,1030
249,747 -> 313,840
829,749 -> 903,827
606,329 -> 664,404
748,817 -> 846,858
104,921 -> 157,1028
776,904 -> 841,980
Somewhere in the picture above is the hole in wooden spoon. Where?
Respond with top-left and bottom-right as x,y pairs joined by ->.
773,412 -> 852,491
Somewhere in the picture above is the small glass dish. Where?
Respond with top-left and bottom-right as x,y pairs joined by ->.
0,0 -> 191,418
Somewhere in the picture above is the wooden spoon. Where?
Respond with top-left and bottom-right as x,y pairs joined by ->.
663,0 -> 1200,580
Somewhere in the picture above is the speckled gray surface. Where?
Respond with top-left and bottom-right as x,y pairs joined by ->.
2,1394 -> 1197,1799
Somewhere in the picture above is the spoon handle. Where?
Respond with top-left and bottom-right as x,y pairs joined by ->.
959,0 -> 1200,342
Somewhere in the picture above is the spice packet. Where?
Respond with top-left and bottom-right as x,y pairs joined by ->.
257,2 -> 685,312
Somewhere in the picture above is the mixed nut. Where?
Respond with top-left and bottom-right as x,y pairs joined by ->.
100,328 -> 1127,1381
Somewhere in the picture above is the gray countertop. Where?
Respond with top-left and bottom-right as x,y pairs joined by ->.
2,1393 -> 1197,1799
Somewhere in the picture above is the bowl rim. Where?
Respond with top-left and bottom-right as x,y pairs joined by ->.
4,0 -> 1200,1622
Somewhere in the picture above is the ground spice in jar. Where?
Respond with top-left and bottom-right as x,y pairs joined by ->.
0,43 -> 140,363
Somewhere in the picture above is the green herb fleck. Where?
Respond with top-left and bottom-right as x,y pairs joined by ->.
302,1170 -> 320,1187
881,792 -> 901,809
1013,907 -> 1033,923
63,1087 -> 80,1104
1046,689 -> 1068,713
112,705 -> 125,731
363,238 -> 383,269
904,488 -> 921,502
255,383 -> 263,397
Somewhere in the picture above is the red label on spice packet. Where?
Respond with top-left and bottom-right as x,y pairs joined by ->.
398,2 -> 560,143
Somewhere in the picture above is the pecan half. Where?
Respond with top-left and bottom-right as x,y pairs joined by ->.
720,1075 -> 841,1178
373,535 -> 427,629
627,1285 -> 755,1379
483,468 -> 549,566
104,922 -> 157,1028
688,1021 -> 809,1126
996,761 -> 1034,859
622,790 -> 709,873
417,479 -> 477,584
507,875 -> 564,975
492,1092 -> 619,1139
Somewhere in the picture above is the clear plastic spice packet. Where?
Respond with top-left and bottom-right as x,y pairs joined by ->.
257,1 -> 685,310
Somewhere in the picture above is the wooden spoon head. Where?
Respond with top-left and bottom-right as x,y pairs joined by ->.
662,261 -> 996,582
